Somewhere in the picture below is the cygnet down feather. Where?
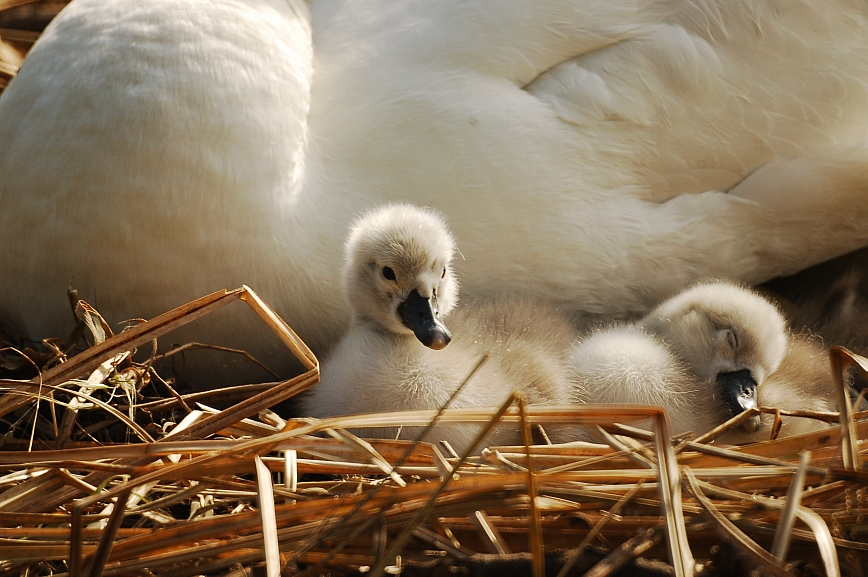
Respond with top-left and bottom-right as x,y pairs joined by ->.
568,281 -> 790,438
303,204 -> 575,454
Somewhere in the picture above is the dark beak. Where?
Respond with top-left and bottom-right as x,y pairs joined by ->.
397,289 -> 451,350
717,369 -> 760,433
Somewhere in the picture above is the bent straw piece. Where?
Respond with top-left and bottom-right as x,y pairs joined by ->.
692,408 -> 762,445
517,396 -> 544,577
470,510 -> 511,555
684,468 -> 797,577
830,346 -> 867,470
322,428 -> 406,487
770,450 -> 811,562
173,370 -> 319,443
692,477 -> 840,577
594,426 -> 656,470
254,456 -> 280,577
240,285 -> 317,371
651,410 -> 693,577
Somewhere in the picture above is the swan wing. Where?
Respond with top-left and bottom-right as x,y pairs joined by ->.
0,0 -> 313,341
523,0 -> 868,199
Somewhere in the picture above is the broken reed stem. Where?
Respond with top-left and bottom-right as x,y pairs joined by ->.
148,368 -> 192,414
830,346 -> 865,470
518,395 -> 544,577
82,487 -> 132,577
770,450 -> 811,563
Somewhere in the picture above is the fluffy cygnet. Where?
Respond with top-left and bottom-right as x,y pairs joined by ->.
303,204 -> 574,453
568,282 -> 789,437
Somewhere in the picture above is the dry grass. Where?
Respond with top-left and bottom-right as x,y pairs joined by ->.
0,287 -> 865,577
1,2 -> 867,575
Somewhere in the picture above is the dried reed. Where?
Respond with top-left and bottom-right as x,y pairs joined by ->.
0,287 -> 865,577
1,3 -> 867,575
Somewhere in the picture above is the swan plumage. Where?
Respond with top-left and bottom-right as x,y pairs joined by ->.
1,0 -> 868,374
304,204 -> 574,453
569,282 -> 789,436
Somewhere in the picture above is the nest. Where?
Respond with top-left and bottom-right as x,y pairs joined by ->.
0,286 -> 866,577
1,3 -> 867,574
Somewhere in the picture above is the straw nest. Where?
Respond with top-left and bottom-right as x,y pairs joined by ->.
2,3 -> 868,575
0,285 -> 866,577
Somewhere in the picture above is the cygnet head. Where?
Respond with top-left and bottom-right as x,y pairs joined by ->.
344,204 -> 459,349
640,281 -> 787,432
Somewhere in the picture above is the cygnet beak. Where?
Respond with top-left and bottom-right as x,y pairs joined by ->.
397,289 -> 452,350
716,369 -> 760,432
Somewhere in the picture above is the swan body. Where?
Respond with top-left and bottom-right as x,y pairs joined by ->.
2,0 -> 868,372
304,204 -> 574,453
569,282 -> 789,436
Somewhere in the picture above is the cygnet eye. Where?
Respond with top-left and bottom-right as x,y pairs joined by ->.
441,267 -> 446,279
725,329 -> 738,351
382,266 -> 396,281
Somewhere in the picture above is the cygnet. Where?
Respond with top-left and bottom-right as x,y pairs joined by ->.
568,282 -> 789,437
303,204 -> 574,453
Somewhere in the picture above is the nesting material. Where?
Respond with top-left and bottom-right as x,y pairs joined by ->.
0,288 -> 866,577
1,3 -> 867,575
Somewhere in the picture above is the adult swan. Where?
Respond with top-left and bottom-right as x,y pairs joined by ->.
1,0 -> 867,374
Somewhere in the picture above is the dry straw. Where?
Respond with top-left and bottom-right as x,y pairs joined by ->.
0,286 -> 865,577
1,2 -> 867,575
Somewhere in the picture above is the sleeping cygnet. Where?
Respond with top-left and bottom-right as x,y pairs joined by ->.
568,281 -> 790,438
303,203 -> 575,454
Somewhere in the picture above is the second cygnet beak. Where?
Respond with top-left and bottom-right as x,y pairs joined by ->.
717,368 -> 760,432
